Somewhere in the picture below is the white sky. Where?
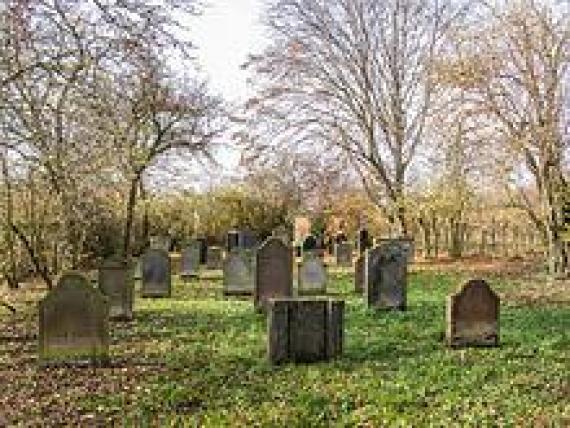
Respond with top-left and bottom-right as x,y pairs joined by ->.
189,0 -> 268,103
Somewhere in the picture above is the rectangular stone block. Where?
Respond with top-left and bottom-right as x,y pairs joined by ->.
223,249 -> 256,295
98,257 -> 134,321
180,241 -> 201,278
206,246 -> 224,270
297,254 -> 327,295
335,242 -> 353,267
365,242 -> 407,310
141,249 -> 171,298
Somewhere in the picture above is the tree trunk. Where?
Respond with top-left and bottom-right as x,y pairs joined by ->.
123,177 -> 139,258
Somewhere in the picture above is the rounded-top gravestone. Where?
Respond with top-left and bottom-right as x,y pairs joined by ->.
141,248 -> 171,297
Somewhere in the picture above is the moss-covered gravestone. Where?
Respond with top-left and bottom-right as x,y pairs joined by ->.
180,241 -> 201,279
365,242 -> 407,310
39,272 -> 109,366
297,253 -> 327,295
254,238 -> 292,311
223,249 -> 255,296
446,279 -> 500,348
335,242 -> 353,267
141,248 -> 171,297
268,298 -> 344,364
98,257 -> 134,320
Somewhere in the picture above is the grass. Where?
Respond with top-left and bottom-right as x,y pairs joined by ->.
1,266 -> 569,426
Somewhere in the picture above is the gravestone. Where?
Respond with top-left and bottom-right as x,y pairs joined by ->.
354,254 -> 364,293
254,237 -> 293,311
141,248 -> 171,297
150,235 -> 171,251
206,246 -> 224,270
241,230 -> 258,249
39,272 -> 109,365
377,237 -> 415,263
223,249 -> 256,295
268,298 -> 344,364
180,242 -> 201,279
446,279 -> 500,347
335,242 -> 353,267
226,230 -> 241,252
98,257 -> 134,320
365,242 -> 407,310
298,253 -> 327,295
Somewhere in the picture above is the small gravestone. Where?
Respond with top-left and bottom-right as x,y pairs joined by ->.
335,242 -> 353,267
298,254 -> 327,295
446,279 -> 500,348
206,246 -> 224,270
365,242 -> 407,310
377,237 -> 415,263
141,248 -> 171,297
150,235 -> 171,251
180,242 -> 201,279
268,298 -> 344,364
227,230 -> 240,252
254,238 -> 293,311
98,257 -> 134,320
354,254 -> 364,293
39,272 -> 109,365
223,249 -> 256,295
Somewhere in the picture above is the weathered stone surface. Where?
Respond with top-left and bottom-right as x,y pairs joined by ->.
206,246 -> 224,270
365,242 -> 407,310
98,257 -> 134,320
354,254 -> 364,294
133,258 -> 142,280
298,254 -> 327,295
141,249 -> 171,298
446,279 -> 500,348
226,230 -> 240,252
150,235 -> 171,251
39,272 -> 109,365
180,242 -> 201,278
335,242 -> 353,267
254,238 -> 293,311
376,238 -> 415,263
223,249 -> 256,295
267,298 -> 344,364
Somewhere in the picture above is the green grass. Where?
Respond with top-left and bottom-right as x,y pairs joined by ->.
2,269 -> 569,426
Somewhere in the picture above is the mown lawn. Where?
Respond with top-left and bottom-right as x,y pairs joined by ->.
1,267 -> 569,426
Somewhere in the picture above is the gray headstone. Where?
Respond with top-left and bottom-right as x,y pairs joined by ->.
335,242 -> 353,267
39,272 -> 109,365
141,248 -> 171,297
446,279 -> 500,348
254,237 -> 293,311
354,254 -> 364,294
98,257 -> 134,320
268,298 -> 344,364
223,249 -> 256,295
180,242 -> 201,278
206,246 -> 224,270
365,242 -> 407,310
298,254 -> 327,295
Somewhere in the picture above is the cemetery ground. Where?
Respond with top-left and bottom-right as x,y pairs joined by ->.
1,260 -> 569,426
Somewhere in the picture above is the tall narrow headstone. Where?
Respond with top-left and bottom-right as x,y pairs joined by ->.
98,257 -> 134,320
39,272 -> 109,365
446,279 -> 500,347
223,249 -> 256,295
197,237 -> 207,264
227,230 -> 241,252
335,242 -> 353,267
365,242 -> 407,310
141,248 -> 171,297
298,253 -> 327,295
254,238 -> 293,311
180,242 -> 201,279
354,254 -> 364,293
206,246 -> 224,270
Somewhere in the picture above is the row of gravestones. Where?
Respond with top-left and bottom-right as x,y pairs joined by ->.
38,237 -> 499,366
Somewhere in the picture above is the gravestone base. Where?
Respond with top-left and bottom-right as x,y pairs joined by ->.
268,298 -> 344,365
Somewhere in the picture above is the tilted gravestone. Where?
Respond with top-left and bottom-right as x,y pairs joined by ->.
446,279 -> 500,348
180,242 -> 201,279
298,253 -> 327,295
98,257 -> 134,320
268,298 -> 344,364
39,272 -> 109,365
141,248 -> 171,297
206,246 -> 224,270
365,242 -> 407,310
335,242 -> 353,267
354,254 -> 364,294
223,249 -> 256,295
254,237 -> 293,311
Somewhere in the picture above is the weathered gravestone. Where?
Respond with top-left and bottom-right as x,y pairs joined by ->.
365,242 -> 407,310
98,257 -> 134,320
268,298 -> 344,364
298,253 -> 327,295
39,272 -> 109,365
226,230 -> 240,252
335,242 -> 353,267
446,279 -> 500,348
180,242 -> 201,279
223,249 -> 256,295
206,246 -> 224,270
150,235 -> 171,251
141,248 -> 171,297
354,254 -> 365,294
377,237 -> 415,263
254,238 -> 293,311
